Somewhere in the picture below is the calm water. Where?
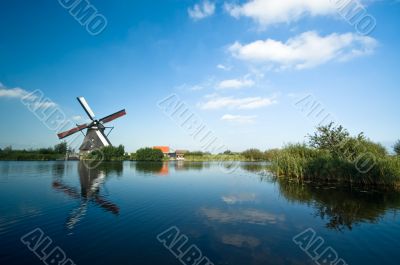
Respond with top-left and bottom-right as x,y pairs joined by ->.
1,161 -> 399,265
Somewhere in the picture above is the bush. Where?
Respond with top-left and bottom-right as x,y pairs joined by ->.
394,140 -> 400,156
89,145 -> 126,161
136,147 -> 164,161
186,151 -> 205,156
242,148 -> 265,161
129,152 -> 137,161
264,149 -> 279,161
54,142 -> 68,154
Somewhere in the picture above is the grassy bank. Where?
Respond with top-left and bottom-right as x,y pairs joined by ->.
0,143 -> 68,161
268,123 -> 400,189
184,154 -> 245,161
182,149 -> 272,162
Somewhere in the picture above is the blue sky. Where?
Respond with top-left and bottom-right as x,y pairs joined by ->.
0,0 -> 399,152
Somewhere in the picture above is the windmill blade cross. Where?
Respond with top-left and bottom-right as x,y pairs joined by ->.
77,97 -> 96,120
56,96 -> 126,153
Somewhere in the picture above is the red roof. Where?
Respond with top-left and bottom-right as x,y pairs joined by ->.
153,146 -> 170,153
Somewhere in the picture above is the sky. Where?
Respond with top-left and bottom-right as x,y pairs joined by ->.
0,0 -> 399,153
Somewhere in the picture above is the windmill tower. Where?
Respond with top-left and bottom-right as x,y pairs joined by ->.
57,97 -> 126,155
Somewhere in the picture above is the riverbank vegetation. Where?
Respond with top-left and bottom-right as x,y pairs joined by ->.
134,147 -> 164,161
184,151 -> 245,162
395,140 -> 400,156
86,145 -> 127,161
0,142 -> 68,161
268,123 -> 400,189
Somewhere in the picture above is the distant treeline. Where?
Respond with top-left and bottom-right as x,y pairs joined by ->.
127,149 -> 275,162
0,142 -> 68,161
183,149 -> 279,162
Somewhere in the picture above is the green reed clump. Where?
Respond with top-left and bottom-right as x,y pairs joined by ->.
268,123 -> 400,189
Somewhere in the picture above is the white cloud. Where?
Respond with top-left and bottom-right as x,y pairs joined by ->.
32,101 -> 57,109
225,0 -> 337,27
188,0 -> 216,20
0,87 -> 30,99
0,82 -> 57,109
221,114 -> 257,124
217,78 -> 255,90
217,64 -> 232,71
222,193 -> 257,204
72,115 -> 83,121
199,95 -> 277,110
229,31 -> 377,69
189,85 -> 205,91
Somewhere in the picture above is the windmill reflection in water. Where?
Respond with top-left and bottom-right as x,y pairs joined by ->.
52,162 -> 120,230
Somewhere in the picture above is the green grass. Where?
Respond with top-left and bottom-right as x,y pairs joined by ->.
184,154 -> 246,161
0,150 -> 65,161
268,144 -> 400,189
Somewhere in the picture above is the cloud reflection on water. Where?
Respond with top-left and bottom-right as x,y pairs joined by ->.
199,207 -> 285,225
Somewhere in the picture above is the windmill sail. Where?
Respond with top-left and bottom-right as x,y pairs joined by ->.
77,97 -> 96,120
57,123 -> 91,139
99,109 -> 126,124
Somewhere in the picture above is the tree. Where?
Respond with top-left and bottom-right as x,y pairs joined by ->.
136,147 -> 164,161
89,145 -> 126,161
308,122 -> 350,153
54,142 -> 68,154
4,146 -> 12,152
394,140 -> 400,156
308,122 -> 387,159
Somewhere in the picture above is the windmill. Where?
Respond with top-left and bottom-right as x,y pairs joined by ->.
57,97 -> 126,155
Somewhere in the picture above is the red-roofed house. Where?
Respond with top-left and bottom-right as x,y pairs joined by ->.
153,146 -> 170,156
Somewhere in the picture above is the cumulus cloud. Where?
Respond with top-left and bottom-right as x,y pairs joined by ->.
188,0 -> 216,20
0,82 -> 57,109
199,95 -> 277,110
0,86 -> 31,99
225,0 -> 337,27
217,78 -> 255,90
229,31 -> 377,69
221,114 -> 257,124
